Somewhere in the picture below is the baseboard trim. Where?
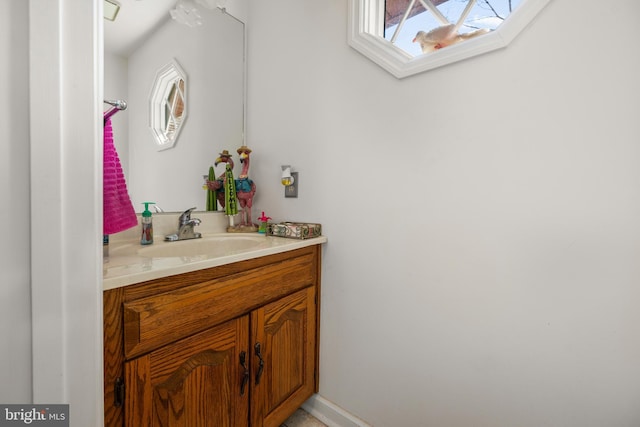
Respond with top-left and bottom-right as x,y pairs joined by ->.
302,394 -> 371,427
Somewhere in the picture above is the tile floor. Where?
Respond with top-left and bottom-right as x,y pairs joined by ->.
281,409 -> 327,427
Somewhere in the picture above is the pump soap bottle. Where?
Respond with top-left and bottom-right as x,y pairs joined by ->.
141,202 -> 156,245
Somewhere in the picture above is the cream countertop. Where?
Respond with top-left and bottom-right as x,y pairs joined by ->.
103,234 -> 327,290
103,211 -> 326,290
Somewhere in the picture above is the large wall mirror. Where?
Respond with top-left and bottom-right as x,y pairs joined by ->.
104,0 -> 245,212
349,0 -> 551,78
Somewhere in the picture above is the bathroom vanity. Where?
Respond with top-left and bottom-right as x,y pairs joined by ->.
103,233 -> 325,427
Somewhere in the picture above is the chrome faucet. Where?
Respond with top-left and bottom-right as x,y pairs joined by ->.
164,207 -> 202,241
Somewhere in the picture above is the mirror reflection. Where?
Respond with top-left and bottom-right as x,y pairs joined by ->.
104,1 -> 245,212
149,59 -> 187,150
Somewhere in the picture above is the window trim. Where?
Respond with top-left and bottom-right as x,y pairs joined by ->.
348,0 -> 552,79
149,59 -> 188,151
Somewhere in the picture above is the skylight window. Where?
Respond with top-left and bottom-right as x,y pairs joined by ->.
384,0 -> 521,57
348,0 -> 551,78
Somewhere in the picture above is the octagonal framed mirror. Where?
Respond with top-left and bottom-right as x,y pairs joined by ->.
149,59 -> 187,151
348,0 -> 551,79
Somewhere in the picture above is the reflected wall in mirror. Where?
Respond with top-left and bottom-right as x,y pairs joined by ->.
104,3 -> 245,212
149,59 -> 188,151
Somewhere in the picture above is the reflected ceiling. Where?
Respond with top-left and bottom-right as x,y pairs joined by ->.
104,0 -> 176,56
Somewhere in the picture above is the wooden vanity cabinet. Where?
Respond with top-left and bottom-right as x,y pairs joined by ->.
125,316 -> 250,426
104,245 -> 321,427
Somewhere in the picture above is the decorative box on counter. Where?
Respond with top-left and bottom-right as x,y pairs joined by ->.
267,222 -> 322,240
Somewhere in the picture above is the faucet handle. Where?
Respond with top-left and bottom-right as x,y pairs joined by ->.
179,207 -> 197,225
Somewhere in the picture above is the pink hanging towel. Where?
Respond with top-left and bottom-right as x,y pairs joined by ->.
103,118 -> 138,235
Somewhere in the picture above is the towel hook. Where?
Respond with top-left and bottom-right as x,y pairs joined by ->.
104,99 -> 127,123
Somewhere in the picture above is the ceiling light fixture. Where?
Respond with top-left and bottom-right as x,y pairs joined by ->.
104,0 -> 120,21
170,0 -> 203,27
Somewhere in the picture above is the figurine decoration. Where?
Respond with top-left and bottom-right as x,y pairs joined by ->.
206,150 -> 233,209
234,145 -> 257,231
205,147 -> 258,232
223,162 -> 238,223
205,165 -> 217,211
257,211 -> 271,234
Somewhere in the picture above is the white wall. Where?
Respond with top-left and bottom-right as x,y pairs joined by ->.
247,0 -> 640,425
28,0 -> 103,424
3,2 -> 103,422
0,0 -> 32,403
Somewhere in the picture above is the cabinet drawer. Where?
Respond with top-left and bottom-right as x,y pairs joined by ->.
123,252 -> 315,359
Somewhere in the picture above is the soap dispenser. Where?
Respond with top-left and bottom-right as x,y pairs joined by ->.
141,202 -> 156,245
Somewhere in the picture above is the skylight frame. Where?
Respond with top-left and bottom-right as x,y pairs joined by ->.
348,0 -> 552,79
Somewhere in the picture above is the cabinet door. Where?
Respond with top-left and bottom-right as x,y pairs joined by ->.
125,316 -> 250,427
251,287 -> 316,427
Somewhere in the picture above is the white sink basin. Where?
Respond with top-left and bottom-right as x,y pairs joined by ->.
140,234 -> 266,258
108,234 -> 268,260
